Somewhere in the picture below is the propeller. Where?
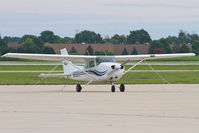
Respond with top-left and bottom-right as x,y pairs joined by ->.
108,60 -> 130,76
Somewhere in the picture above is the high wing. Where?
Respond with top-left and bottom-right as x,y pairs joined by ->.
114,53 -> 195,61
2,52 -> 195,62
2,53 -> 97,62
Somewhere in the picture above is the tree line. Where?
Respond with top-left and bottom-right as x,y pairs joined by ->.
0,29 -> 199,55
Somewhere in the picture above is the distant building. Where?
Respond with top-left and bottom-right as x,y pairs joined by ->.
7,43 -> 192,55
45,43 -> 150,55
7,43 -> 21,48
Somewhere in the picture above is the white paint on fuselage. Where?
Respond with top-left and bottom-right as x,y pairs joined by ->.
68,62 -> 125,82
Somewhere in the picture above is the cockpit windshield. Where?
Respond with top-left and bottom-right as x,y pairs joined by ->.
96,57 -> 115,65
84,57 -> 115,69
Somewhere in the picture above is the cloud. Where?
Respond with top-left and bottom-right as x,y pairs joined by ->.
105,2 -> 199,9
0,0 -> 199,39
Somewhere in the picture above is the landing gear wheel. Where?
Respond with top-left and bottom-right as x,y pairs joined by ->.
76,84 -> 82,92
120,84 -> 125,92
111,85 -> 115,92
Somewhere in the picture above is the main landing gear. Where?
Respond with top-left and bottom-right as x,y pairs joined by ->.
76,84 -> 82,92
119,84 -> 125,92
111,83 -> 125,92
111,85 -> 115,92
76,84 -> 125,92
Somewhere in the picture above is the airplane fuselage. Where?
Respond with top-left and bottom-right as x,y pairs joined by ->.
68,62 -> 125,82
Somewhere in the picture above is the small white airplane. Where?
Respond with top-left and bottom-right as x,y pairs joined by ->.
2,49 -> 195,92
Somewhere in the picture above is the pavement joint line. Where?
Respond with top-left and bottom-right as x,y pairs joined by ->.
0,110 -> 199,120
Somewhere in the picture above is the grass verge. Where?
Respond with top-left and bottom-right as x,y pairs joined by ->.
0,72 -> 199,85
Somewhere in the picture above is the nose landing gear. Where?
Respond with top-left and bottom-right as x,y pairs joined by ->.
76,84 -> 125,92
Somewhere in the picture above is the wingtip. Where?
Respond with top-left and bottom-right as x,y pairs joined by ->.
1,53 -> 8,57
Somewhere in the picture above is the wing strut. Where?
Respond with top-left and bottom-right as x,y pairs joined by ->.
125,58 -> 145,74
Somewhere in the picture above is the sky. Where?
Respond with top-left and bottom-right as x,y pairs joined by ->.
0,0 -> 199,39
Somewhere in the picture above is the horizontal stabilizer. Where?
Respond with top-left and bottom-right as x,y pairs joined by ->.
39,73 -> 69,78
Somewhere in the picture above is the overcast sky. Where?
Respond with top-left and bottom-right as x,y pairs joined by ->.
0,0 -> 199,39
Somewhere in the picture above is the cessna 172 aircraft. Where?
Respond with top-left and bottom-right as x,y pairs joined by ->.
3,49 -> 195,92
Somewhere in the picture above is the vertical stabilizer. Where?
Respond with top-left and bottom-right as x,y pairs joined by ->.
60,48 -> 79,75
62,61 -> 79,75
60,48 -> 68,55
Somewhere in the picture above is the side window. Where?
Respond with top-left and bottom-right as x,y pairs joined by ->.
84,61 -> 95,69
96,58 -> 101,65
84,63 -> 89,69
89,61 -> 95,68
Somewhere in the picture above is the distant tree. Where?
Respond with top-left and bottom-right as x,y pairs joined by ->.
189,34 -> 199,43
192,41 -> 199,55
178,30 -> 190,44
69,46 -> 77,54
74,30 -> 103,44
179,44 -> 190,53
53,35 -> 62,43
127,29 -> 152,44
85,45 -> 94,55
166,31 -> 199,45
131,47 -> 138,55
0,37 -> 9,55
42,46 -> 55,54
102,36 -> 111,44
40,30 -> 56,43
64,37 -> 73,44
122,48 -> 128,55
149,38 -> 172,54
110,34 -> 127,44
161,39 -> 172,53
19,35 -> 43,53
175,30 -> 199,44
22,35 -> 43,47
166,36 -> 180,44
3,36 -> 21,43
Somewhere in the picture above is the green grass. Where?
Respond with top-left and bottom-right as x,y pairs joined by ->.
1,65 -> 199,71
0,72 -> 199,85
0,72 -> 84,85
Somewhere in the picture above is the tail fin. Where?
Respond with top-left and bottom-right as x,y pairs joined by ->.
60,48 -> 79,75
60,48 -> 68,55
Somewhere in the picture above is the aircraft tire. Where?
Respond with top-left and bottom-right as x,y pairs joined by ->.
120,84 -> 125,92
76,84 -> 82,92
111,85 -> 115,92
